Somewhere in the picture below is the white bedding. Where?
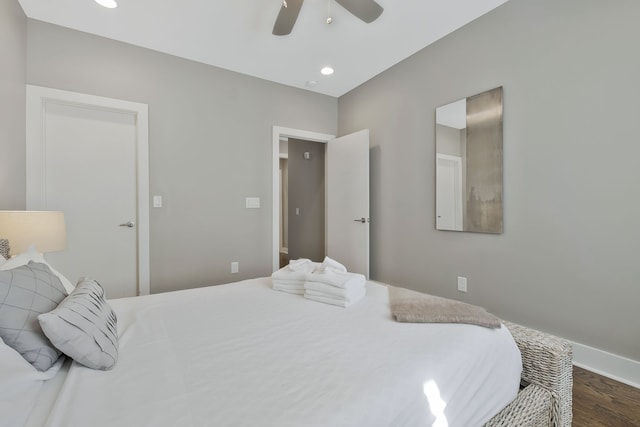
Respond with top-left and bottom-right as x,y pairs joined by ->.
35,279 -> 521,427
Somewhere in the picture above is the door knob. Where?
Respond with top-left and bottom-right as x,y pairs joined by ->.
353,218 -> 366,223
119,221 -> 135,228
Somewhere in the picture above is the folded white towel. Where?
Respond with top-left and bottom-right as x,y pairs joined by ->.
305,288 -> 365,303
319,256 -> 347,273
274,286 -> 305,295
304,289 -> 365,308
272,278 -> 305,286
288,258 -> 312,271
272,262 -> 320,281
304,281 -> 365,300
305,269 -> 366,289
273,279 -> 305,295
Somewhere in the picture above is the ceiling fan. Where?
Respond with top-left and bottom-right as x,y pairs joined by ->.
273,0 -> 384,36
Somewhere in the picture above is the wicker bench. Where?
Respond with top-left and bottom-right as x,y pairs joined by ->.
485,321 -> 573,427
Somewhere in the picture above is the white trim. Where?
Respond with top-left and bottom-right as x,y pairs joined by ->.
272,126 -> 335,272
571,340 -> 640,389
26,85 -> 150,296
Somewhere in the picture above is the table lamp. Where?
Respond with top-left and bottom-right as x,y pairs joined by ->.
0,211 -> 66,256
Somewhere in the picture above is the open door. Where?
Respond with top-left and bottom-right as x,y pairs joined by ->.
326,129 -> 370,277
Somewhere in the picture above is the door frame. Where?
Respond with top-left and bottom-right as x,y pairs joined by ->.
26,85 -> 150,295
272,126 -> 334,272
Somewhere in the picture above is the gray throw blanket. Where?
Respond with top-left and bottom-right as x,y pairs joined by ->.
388,285 -> 501,329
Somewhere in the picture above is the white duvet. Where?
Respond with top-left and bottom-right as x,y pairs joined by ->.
40,279 -> 521,427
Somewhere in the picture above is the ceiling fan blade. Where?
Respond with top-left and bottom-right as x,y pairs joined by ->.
272,0 -> 304,36
335,0 -> 383,23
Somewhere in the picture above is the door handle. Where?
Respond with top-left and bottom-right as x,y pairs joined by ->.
119,221 -> 135,228
353,218 -> 366,223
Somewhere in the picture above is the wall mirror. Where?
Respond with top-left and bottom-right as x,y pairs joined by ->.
435,86 -> 503,233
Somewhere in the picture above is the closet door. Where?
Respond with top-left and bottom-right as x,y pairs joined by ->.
27,85 -> 149,298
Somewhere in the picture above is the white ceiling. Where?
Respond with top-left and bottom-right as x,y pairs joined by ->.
18,0 -> 509,98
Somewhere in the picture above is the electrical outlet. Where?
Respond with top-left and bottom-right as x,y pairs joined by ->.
231,262 -> 239,274
457,276 -> 468,292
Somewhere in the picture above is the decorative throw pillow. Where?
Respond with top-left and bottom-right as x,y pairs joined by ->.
39,278 -> 118,370
0,247 -> 75,294
0,261 -> 67,371
0,239 -> 9,260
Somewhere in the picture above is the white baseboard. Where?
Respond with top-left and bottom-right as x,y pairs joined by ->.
571,340 -> 640,389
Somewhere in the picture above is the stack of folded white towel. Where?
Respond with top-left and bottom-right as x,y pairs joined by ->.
303,257 -> 366,308
271,258 -> 320,294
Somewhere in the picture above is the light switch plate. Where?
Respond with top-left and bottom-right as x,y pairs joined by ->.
153,195 -> 163,208
457,276 -> 468,293
245,197 -> 260,209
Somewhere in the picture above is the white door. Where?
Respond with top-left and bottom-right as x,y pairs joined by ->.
26,86 -> 150,298
436,154 -> 463,231
326,130 -> 370,277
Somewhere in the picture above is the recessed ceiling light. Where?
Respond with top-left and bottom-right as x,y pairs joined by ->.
95,0 -> 118,9
320,67 -> 334,76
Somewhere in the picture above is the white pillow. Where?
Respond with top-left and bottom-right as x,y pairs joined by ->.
0,336 -> 63,427
0,254 -> 5,266
0,247 -> 75,294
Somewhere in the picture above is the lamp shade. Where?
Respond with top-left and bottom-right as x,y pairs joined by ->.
0,211 -> 66,256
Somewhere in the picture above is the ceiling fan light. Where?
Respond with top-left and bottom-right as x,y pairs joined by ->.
321,67 -> 334,76
95,0 -> 118,9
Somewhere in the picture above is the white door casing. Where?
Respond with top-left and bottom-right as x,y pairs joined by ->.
26,85 -> 150,297
326,130 -> 370,278
272,127 -> 370,277
436,153 -> 463,231
272,127 -> 334,272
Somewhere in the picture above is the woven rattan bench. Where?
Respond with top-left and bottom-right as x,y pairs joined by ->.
485,321 -> 573,427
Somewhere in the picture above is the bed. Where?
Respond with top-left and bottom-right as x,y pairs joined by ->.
2,274 -> 572,427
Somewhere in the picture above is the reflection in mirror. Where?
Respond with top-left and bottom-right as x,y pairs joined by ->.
435,87 -> 503,233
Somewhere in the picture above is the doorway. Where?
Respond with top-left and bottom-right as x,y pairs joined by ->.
272,127 -> 334,272
279,138 -> 326,268
26,85 -> 150,297
272,127 -> 371,277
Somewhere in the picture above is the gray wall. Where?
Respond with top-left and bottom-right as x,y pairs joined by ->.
339,0 -> 640,361
26,20 -> 337,294
287,138 -> 326,262
0,0 -> 26,210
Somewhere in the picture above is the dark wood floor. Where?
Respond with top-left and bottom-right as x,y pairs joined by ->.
573,366 -> 640,426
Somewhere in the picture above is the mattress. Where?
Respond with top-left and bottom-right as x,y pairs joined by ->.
30,278 -> 521,427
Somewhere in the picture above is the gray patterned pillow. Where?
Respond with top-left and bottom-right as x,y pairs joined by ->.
39,278 -> 118,370
0,239 -> 9,260
0,261 -> 67,371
